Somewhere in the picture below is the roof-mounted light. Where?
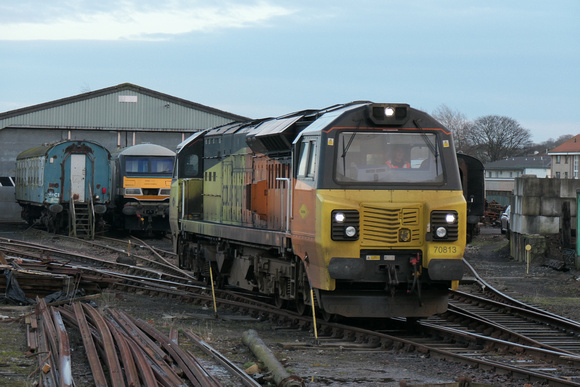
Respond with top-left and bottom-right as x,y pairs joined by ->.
368,103 -> 410,126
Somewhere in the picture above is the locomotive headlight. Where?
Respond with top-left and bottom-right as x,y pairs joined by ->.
435,226 -> 447,238
159,188 -> 171,195
384,106 -> 395,117
331,210 -> 359,241
431,210 -> 459,241
345,226 -> 356,237
125,188 -> 142,195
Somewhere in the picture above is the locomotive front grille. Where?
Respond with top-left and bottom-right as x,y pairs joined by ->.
360,205 -> 421,246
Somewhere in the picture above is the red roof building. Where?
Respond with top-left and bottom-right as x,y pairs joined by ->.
548,134 -> 580,179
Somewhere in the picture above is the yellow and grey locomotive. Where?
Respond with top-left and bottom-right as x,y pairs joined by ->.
109,143 -> 175,234
170,102 -> 478,318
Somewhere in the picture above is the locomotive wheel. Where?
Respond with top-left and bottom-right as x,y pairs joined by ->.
295,295 -> 308,316
319,308 -> 336,322
274,290 -> 287,309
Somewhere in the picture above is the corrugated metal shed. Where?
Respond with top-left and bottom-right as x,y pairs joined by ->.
0,83 -> 250,222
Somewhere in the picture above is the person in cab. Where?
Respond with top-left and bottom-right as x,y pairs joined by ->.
386,148 -> 410,168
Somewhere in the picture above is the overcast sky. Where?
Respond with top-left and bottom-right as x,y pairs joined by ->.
0,0 -> 578,143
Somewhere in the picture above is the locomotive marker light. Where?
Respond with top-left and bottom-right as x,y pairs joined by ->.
435,226 -> 447,238
345,226 -> 356,237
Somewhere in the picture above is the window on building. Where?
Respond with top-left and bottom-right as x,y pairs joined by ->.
556,172 -> 561,178
556,155 -> 561,164
565,172 -> 569,178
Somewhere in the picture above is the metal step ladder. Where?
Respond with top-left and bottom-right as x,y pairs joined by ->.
69,200 -> 95,239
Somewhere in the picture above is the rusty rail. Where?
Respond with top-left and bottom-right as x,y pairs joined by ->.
72,302 -> 108,387
128,312 -> 222,387
25,300 -> 231,386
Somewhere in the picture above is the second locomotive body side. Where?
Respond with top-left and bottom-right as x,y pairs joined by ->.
108,143 -> 175,234
457,153 -> 485,243
15,140 -> 111,237
170,102 -> 472,318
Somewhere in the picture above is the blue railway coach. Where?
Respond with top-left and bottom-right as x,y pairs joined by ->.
15,140 -> 112,238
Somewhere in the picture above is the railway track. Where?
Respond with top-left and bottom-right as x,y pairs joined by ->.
3,233 -> 580,385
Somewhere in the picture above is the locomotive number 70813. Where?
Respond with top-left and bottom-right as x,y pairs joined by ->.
431,245 -> 457,254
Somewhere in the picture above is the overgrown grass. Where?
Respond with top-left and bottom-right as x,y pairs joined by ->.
0,318 -> 36,387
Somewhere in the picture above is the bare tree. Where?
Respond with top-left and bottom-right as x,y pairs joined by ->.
527,134 -> 573,155
432,105 -> 472,154
467,115 -> 532,162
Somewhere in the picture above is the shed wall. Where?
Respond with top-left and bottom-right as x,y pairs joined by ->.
0,86 -> 247,222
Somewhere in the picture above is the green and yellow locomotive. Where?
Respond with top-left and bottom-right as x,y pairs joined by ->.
170,102 -> 478,318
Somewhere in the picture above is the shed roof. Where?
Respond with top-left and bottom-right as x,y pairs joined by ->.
0,83 -> 250,135
0,83 -> 248,122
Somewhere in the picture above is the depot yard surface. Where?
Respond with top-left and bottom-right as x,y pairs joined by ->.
1,223 -> 580,386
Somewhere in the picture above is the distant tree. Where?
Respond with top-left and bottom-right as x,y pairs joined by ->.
527,134 -> 573,155
551,134 -> 574,149
467,115 -> 532,162
432,105 -> 472,154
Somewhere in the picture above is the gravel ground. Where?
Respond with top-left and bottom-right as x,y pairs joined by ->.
1,223 -> 579,386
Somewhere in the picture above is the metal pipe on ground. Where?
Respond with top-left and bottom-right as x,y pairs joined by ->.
242,329 -> 304,387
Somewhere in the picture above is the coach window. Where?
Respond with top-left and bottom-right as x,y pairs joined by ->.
297,138 -> 317,179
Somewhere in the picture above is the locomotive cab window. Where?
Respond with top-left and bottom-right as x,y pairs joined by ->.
183,154 -> 200,178
334,132 -> 444,184
125,156 -> 174,175
297,137 -> 318,179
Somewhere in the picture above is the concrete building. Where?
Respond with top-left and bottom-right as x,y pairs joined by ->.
0,83 -> 249,222
548,134 -> 580,179
484,156 -> 551,206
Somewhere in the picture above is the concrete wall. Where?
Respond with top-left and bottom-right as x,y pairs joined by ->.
510,176 -> 580,263
512,176 -> 580,235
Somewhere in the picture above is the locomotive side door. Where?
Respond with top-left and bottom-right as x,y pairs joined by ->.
70,154 -> 86,202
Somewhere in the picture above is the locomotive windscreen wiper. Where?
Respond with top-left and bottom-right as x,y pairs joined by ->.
341,132 -> 357,159
415,119 -> 441,175
341,132 -> 357,173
